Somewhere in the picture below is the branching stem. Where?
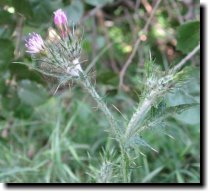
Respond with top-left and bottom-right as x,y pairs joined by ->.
78,43 -> 200,182
172,44 -> 200,73
125,44 -> 200,139
79,70 -> 130,182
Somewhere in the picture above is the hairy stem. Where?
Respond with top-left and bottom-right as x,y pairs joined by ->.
125,89 -> 158,138
79,70 -> 130,182
79,70 -> 120,138
121,145 -> 129,182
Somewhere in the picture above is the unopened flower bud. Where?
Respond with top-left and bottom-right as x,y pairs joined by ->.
54,9 -> 68,26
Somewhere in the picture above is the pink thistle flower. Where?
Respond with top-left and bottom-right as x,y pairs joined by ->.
54,9 -> 68,28
53,9 -> 69,38
25,33 -> 45,54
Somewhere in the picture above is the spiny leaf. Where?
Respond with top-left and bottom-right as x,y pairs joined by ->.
164,103 -> 199,114
125,135 -> 158,153
139,103 -> 199,133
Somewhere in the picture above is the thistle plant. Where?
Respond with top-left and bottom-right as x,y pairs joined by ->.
24,8 -> 200,183
25,9 -> 122,138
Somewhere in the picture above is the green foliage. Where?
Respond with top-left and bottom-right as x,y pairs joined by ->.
1,84 -> 20,112
23,0 -> 62,25
140,103 -> 199,134
85,0 -> 113,6
0,39 -> 14,67
97,71 -> 118,86
65,0 -> 84,23
176,21 -> 200,54
18,80 -> 49,107
0,10 -> 14,25
125,135 -> 158,153
12,0 -> 33,18
141,166 -> 164,183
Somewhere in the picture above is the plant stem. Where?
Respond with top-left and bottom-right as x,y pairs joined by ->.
120,144 -> 129,183
125,90 -> 157,138
171,44 -> 200,73
79,70 -> 130,182
79,71 -> 119,138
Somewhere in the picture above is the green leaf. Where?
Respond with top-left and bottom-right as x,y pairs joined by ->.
1,86 -> 20,111
166,70 -> 200,125
65,0 -> 84,23
0,167 -> 37,179
0,39 -> 14,67
0,0 -> 12,7
12,0 -> 33,18
85,0 -> 113,6
176,21 -> 200,54
18,80 -> 49,107
9,62 -> 44,83
141,166 -> 164,183
125,136 -> 158,153
0,79 -> 6,93
158,103 -> 199,117
30,0 -> 62,24
176,170 -> 184,183
0,10 -> 14,25
140,103 -> 199,132
97,71 -> 118,86
62,164 -> 80,182
14,103 -> 34,119
68,144 -> 81,164
175,106 -> 200,125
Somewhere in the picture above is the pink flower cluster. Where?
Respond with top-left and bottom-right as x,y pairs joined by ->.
25,33 -> 45,54
25,9 -> 69,54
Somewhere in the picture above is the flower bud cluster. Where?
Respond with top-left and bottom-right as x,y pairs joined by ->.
25,9 -> 82,79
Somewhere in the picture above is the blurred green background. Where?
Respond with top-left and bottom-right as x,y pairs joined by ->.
0,0 -> 200,183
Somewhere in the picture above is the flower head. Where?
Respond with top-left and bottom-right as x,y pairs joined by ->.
53,9 -> 68,27
24,9 -> 82,80
25,33 -> 45,54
